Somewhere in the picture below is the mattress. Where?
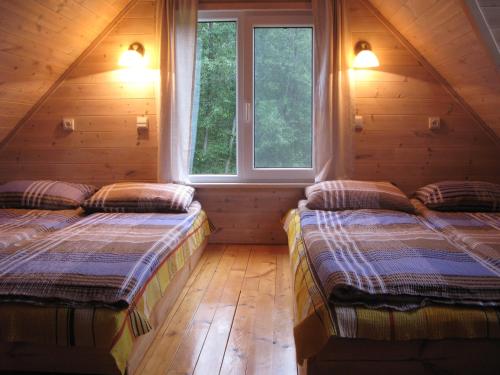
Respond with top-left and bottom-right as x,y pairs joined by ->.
0,208 -> 83,249
0,204 -> 212,374
284,208 -> 500,363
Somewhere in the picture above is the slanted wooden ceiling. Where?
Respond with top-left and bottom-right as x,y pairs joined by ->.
368,0 -> 500,139
0,0 -> 499,147
0,0 -> 131,142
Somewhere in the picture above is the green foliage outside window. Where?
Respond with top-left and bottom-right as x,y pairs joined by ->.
191,22 -> 237,175
254,27 -> 312,168
190,22 -> 312,175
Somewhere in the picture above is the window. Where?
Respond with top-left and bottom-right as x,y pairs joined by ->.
190,21 -> 237,175
254,27 -> 313,169
190,11 -> 313,182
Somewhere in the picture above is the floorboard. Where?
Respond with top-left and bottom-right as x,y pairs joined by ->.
137,244 -> 297,375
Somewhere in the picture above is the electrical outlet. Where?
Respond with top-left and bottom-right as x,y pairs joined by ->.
354,115 -> 364,131
62,118 -> 75,132
137,116 -> 149,132
428,116 -> 440,130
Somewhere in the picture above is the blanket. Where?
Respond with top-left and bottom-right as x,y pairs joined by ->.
299,204 -> 500,310
0,202 -> 202,308
0,208 -> 83,249
284,208 -> 500,362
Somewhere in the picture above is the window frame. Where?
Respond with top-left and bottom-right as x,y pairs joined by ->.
189,10 -> 314,183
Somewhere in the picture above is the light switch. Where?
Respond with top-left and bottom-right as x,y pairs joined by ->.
137,116 -> 149,131
62,118 -> 75,132
354,115 -> 364,131
428,117 -> 440,130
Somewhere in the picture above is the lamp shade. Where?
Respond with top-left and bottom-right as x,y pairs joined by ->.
353,41 -> 380,69
119,42 -> 146,68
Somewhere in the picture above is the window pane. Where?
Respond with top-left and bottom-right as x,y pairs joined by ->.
254,27 -> 312,169
190,22 -> 237,175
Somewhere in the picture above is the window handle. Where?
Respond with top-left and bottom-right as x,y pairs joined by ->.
245,102 -> 251,123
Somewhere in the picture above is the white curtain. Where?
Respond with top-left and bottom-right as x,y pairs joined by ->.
156,0 -> 198,183
312,0 -> 353,181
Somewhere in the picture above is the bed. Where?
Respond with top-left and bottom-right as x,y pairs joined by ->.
413,198 -> 500,269
0,180 -> 94,249
0,207 -> 83,249
285,181 -> 500,374
0,182 -> 212,375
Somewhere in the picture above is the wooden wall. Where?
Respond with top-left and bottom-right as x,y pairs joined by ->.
368,0 -> 500,137
0,0 -> 499,244
0,0 -> 158,185
196,187 -> 304,244
350,0 -> 500,194
0,0 -> 130,142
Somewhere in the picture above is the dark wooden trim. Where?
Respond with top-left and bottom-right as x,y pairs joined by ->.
461,0 -> 500,68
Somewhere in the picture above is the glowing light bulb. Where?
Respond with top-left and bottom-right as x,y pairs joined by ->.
119,49 -> 145,68
353,49 -> 380,69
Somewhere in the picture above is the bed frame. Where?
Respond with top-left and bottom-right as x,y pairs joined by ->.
298,337 -> 500,375
0,238 -> 208,375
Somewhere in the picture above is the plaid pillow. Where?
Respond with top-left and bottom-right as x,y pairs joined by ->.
415,181 -> 500,212
83,182 -> 195,213
305,180 -> 414,213
0,180 -> 96,210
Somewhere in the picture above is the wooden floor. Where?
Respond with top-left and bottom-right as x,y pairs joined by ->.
136,244 -> 298,375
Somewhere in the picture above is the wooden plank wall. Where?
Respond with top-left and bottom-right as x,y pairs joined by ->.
195,187 -> 304,244
350,0 -> 500,194
0,0 -> 131,142
0,0 -> 158,185
0,0 -> 499,243
368,0 -> 500,137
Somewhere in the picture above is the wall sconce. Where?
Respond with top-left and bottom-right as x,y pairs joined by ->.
119,42 -> 146,68
353,41 -> 380,69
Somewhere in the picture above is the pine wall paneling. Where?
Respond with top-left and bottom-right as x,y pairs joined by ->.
0,0 -> 158,185
368,0 -> 500,137
1,0 -> 499,244
195,187 -> 304,244
350,0 -> 500,194
0,0 -> 131,142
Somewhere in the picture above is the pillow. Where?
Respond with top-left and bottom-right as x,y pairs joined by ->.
0,180 -> 96,210
305,180 -> 414,213
82,182 -> 195,213
414,181 -> 500,212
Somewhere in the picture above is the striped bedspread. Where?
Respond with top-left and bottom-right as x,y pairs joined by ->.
0,208 -> 83,249
414,199 -> 500,271
0,209 -> 211,374
299,203 -> 500,310
284,208 -> 500,363
0,202 -> 202,308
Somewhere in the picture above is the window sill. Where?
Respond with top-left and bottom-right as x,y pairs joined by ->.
190,182 -> 310,189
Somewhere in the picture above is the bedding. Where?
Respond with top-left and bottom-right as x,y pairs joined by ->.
297,202 -> 500,310
0,201 -> 203,308
0,208 -> 83,249
284,208 -> 500,363
0,180 -> 96,210
305,180 -> 414,213
0,202 -> 211,374
414,199 -> 500,272
82,182 -> 194,213
414,180 -> 500,212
